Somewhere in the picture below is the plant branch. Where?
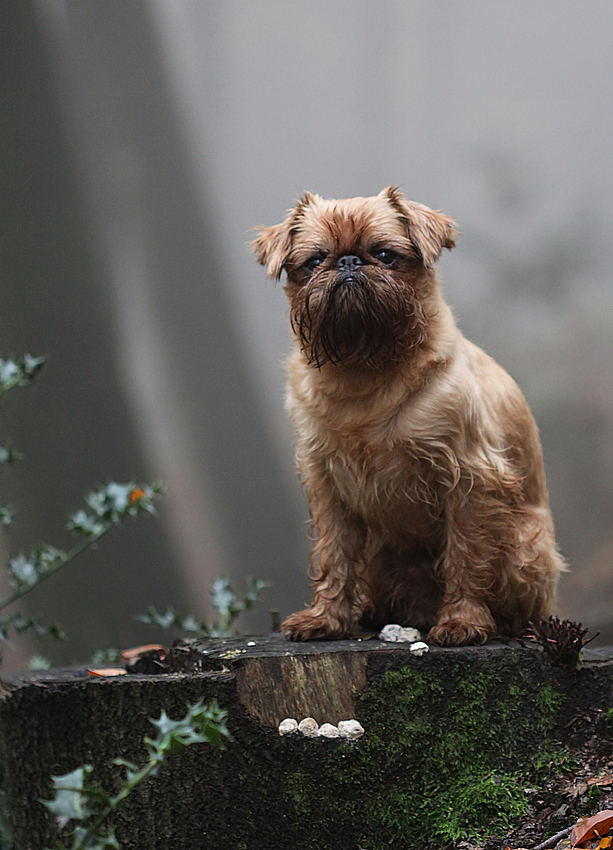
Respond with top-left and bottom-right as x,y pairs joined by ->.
0,527 -> 109,613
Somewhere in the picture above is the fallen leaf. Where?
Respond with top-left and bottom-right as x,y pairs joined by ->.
573,781 -> 589,798
597,837 -> 613,849
571,810 -> 613,847
589,775 -> 613,787
120,644 -> 168,662
86,668 -> 127,677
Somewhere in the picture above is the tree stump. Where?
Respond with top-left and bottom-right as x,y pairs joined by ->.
1,635 -> 613,849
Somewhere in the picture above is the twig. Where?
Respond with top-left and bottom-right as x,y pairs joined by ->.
533,823 -> 576,850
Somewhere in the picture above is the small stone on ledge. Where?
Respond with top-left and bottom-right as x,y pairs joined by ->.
378,624 -> 422,643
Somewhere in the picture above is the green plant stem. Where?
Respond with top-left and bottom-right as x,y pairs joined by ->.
70,757 -> 160,850
0,527 -> 110,614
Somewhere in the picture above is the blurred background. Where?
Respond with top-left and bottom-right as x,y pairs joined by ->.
1,0 -> 612,669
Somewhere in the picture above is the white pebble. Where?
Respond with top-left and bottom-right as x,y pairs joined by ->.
409,641 -> 429,657
338,720 -> 364,741
378,624 -> 422,643
298,717 -> 320,738
319,723 -> 340,738
278,718 -> 298,736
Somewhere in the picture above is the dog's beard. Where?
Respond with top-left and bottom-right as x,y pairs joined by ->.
290,270 -> 426,368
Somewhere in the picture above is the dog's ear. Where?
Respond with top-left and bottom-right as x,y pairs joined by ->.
381,186 -> 457,268
251,192 -> 317,279
251,222 -> 293,279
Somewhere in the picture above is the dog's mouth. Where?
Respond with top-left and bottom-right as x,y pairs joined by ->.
290,269 -> 426,369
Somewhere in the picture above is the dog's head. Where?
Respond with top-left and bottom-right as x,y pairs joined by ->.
252,187 -> 457,368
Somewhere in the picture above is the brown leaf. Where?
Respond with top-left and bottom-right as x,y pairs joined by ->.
120,644 -> 168,662
86,668 -> 127,677
588,775 -> 613,787
571,810 -> 613,846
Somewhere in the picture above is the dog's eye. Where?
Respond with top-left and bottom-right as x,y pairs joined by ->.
373,249 -> 397,266
303,255 -> 324,272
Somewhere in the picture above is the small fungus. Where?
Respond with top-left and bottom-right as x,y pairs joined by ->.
409,641 -> 429,656
338,720 -> 365,740
278,718 -> 298,736
319,723 -> 340,738
298,717 -> 320,738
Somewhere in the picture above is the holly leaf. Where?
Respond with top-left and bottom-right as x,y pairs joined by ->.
42,766 -> 93,828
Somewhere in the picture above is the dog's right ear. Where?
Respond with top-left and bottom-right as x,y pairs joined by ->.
251,221 -> 293,280
251,193 -> 317,279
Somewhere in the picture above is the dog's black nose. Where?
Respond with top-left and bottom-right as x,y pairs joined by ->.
336,254 -> 364,270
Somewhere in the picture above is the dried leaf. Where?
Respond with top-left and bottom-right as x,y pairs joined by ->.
574,781 -> 589,798
87,668 -> 127,677
588,775 -> 613,787
120,644 -> 167,662
571,810 -> 613,846
598,838 -> 613,849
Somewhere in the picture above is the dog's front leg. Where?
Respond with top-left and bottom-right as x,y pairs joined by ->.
282,473 -> 366,641
428,486 -> 498,646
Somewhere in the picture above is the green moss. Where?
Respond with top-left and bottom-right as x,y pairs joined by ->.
274,654 -> 568,849
355,664 -> 556,844
163,649 -> 573,850
285,769 -> 316,816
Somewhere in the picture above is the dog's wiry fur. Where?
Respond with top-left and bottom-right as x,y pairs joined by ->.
252,187 -> 565,645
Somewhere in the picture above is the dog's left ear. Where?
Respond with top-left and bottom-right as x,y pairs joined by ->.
381,186 -> 457,268
251,192 -> 318,279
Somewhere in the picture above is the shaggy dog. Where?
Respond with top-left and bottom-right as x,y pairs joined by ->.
252,187 -> 565,645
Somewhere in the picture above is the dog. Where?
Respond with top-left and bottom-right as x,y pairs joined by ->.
252,187 -> 565,645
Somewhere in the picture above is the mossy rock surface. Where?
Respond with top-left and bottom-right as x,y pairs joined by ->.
1,638 -> 613,849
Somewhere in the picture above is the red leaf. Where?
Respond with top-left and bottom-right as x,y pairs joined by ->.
571,810 -> 613,846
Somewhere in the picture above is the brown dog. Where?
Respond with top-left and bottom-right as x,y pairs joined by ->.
252,187 -> 565,645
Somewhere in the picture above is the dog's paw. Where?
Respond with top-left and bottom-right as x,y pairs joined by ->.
281,609 -> 349,641
428,620 -> 491,646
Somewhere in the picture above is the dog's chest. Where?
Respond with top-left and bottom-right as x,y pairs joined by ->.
325,438 -> 439,536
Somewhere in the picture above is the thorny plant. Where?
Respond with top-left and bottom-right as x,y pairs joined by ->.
138,576 -> 270,638
0,355 -> 161,664
0,355 -> 261,850
42,699 -> 231,850
523,616 -> 599,670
